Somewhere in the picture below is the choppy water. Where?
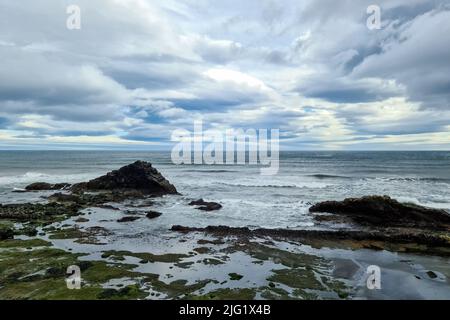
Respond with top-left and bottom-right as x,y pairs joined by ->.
2,151 -> 450,299
1,151 -> 450,229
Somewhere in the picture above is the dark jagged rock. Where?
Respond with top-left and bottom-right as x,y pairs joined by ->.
189,199 -> 222,211
0,227 -> 14,240
198,203 -> 222,211
309,195 -> 450,229
189,199 -> 209,206
71,161 -> 177,195
146,211 -> 162,219
117,216 -> 140,223
25,182 -> 71,191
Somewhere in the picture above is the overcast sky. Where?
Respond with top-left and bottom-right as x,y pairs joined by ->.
0,0 -> 449,150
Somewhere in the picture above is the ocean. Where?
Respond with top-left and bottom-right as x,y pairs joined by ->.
1,150 -> 450,299
1,150 -> 449,230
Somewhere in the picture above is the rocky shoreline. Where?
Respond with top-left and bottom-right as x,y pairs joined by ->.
1,161 -> 450,300
1,162 -> 176,228
171,225 -> 450,256
310,195 -> 450,230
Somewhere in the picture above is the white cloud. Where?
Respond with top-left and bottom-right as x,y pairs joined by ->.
0,0 -> 448,150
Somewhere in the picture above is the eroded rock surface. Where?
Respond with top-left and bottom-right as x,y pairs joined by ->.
146,211 -> 162,219
71,161 -> 177,195
309,195 -> 450,229
189,199 -> 222,211
170,224 -> 450,256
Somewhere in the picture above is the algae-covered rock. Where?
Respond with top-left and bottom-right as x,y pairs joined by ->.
0,202 -> 81,221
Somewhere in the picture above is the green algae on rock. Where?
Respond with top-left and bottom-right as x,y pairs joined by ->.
0,202 -> 81,222
0,238 -> 51,248
0,244 -> 147,300
187,288 -> 257,300
145,278 -> 213,299
101,250 -> 189,264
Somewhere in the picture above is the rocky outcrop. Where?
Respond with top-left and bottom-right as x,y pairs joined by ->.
2,161 -> 177,225
0,227 -> 14,240
146,211 -> 162,219
189,199 -> 222,211
309,195 -> 450,229
117,216 -> 140,223
25,182 -> 71,191
71,161 -> 177,196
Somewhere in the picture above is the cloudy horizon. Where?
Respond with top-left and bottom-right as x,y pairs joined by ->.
0,0 -> 449,151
